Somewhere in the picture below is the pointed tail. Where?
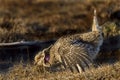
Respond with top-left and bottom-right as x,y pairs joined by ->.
92,9 -> 99,31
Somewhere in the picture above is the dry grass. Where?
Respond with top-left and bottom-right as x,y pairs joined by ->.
0,61 -> 120,80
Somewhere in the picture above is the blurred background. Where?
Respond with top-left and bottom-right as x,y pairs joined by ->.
0,0 -> 119,43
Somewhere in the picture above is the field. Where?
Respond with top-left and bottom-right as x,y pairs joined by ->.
0,0 -> 120,80
0,61 -> 120,80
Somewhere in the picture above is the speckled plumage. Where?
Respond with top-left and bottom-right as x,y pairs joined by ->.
34,10 -> 103,73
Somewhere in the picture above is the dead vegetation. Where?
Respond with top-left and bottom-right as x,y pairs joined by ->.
0,61 -> 120,80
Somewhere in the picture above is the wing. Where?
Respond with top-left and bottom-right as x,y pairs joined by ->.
58,41 -> 93,73
48,32 -> 100,72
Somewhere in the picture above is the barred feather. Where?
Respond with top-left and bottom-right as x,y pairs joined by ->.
34,10 -> 103,73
